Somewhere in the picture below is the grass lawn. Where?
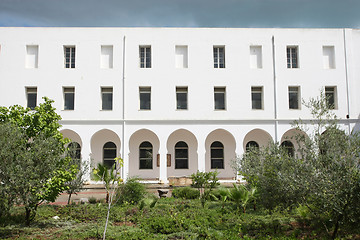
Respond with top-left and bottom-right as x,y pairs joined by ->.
1,198 -> 359,239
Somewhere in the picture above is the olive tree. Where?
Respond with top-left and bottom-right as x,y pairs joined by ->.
235,90 -> 360,239
0,98 -> 77,225
295,92 -> 360,239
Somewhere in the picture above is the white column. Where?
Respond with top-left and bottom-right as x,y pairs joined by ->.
122,131 -> 129,182
158,144 -> 168,183
81,133 -> 92,182
197,135 -> 206,172
234,135 -> 244,181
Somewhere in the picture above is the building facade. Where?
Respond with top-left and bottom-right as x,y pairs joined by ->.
0,27 -> 360,183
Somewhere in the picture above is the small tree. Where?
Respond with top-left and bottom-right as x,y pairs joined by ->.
93,158 -> 123,240
0,98 -> 77,225
236,143 -> 304,210
0,122 -> 23,217
65,143 -> 89,205
295,92 -> 360,239
93,163 -> 118,203
235,90 -> 360,239
191,170 -> 219,207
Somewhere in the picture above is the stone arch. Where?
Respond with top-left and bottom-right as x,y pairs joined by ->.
281,128 -> 309,156
128,129 -> 160,179
166,129 -> 198,177
90,129 -> 121,168
243,128 -> 273,152
61,129 -> 83,147
205,129 -> 236,179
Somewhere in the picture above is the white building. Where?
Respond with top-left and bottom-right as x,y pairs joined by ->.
0,27 -> 359,183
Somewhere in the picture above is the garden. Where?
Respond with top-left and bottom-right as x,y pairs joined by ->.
0,177 -> 359,239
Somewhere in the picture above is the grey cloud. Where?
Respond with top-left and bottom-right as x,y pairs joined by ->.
0,0 -> 360,27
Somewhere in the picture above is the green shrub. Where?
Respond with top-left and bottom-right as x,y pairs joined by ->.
88,197 -> 97,204
57,204 -> 108,221
0,193 -> 11,218
240,213 -> 291,236
172,187 -> 200,199
116,177 -> 146,205
139,196 -> 158,210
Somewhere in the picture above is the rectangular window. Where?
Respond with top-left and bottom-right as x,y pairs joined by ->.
214,87 -> 226,110
101,87 -> 113,110
64,46 -> 75,68
176,87 -> 188,110
251,87 -> 263,110
139,46 -> 151,68
26,87 -> 37,110
213,46 -> 225,68
101,45 -> 113,68
175,45 -> 188,68
288,86 -> 300,109
64,87 -> 75,110
325,86 -> 337,109
26,45 -> 38,68
250,45 -> 262,69
139,87 -> 151,110
286,46 -> 298,68
323,46 -> 335,69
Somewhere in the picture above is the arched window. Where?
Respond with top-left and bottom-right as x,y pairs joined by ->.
68,142 -> 81,160
175,141 -> 188,169
103,142 -> 116,168
246,141 -> 259,152
211,141 -> 224,169
139,141 -> 153,169
281,140 -> 294,157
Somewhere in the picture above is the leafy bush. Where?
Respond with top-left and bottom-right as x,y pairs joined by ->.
240,213 -> 292,237
88,197 -> 97,204
191,171 -> 219,207
2,198 -> 360,239
116,177 -> 146,205
141,213 -> 178,234
235,91 -> 360,239
0,192 -> 10,218
172,187 -> 200,199
139,196 -> 158,210
191,171 -> 219,197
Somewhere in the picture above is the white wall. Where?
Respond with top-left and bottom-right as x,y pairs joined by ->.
0,27 -> 359,181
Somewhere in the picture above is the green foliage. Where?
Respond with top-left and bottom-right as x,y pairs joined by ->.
237,142 -> 302,210
139,196 -> 158,210
236,90 -> 360,239
92,158 -> 124,239
92,162 -> 119,190
1,199 -> 359,239
240,212 -> 292,237
89,197 -> 97,204
65,143 -> 89,205
0,97 -> 64,143
217,187 -> 230,203
116,177 -> 147,205
228,184 -> 257,213
0,98 -> 77,225
92,160 -> 123,204
172,187 -> 200,199
190,170 -> 219,206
